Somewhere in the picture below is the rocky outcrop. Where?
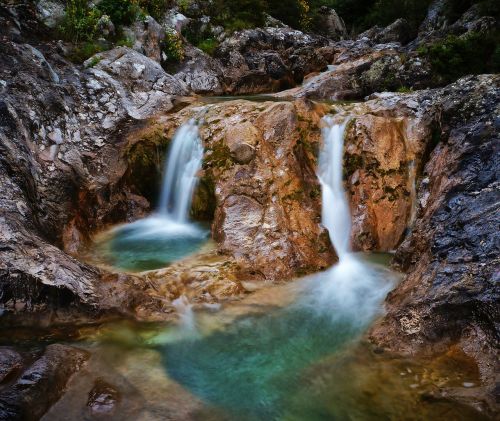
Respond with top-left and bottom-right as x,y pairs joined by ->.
415,1 -> 498,47
276,40 -> 433,101
124,16 -> 166,63
358,18 -> 412,45
171,43 -> 224,94
0,7 -> 189,323
154,99 -> 334,279
370,75 -> 499,415
214,27 -> 334,94
313,7 -> 347,40
0,344 -> 88,420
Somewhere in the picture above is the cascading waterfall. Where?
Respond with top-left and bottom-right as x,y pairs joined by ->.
100,119 -> 208,272
318,117 -> 352,259
157,119 -> 204,223
312,116 -> 394,325
162,114 -> 398,419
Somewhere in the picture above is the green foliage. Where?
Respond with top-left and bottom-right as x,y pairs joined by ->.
417,31 -> 500,83
267,0 -> 311,29
162,29 -> 185,63
87,55 -> 102,67
96,0 -> 141,26
59,0 -> 102,43
197,38 -> 218,56
366,0 -> 432,32
139,0 -> 173,21
116,37 -> 134,47
396,86 -> 413,93
69,41 -> 106,62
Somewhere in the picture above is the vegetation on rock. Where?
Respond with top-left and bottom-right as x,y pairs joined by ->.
418,31 -> 500,83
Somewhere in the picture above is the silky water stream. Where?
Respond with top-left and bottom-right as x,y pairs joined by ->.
24,115 -> 485,420
94,118 -> 209,272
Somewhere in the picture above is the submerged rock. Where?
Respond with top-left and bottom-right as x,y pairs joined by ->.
0,344 -> 88,420
87,379 -> 121,416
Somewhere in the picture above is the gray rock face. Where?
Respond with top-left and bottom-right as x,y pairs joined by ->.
358,18 -> 412,45
214,27 -> 334,94
85,47 -> 189,119
276,40 -> 433,101
172,44 -> 224,94
314,6 -> 347,40
370,75 -> 500,415
0,348 -> 22,384
35,0 -> 65,29
0,7 -> 188,322
127,16 -> 165,63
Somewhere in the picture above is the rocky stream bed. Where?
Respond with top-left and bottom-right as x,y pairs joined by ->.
0,0 -> 498,419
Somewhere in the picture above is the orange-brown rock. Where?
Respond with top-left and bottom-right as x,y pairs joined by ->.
163,99 -> 335,280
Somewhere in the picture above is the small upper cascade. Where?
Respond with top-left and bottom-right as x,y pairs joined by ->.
157,119 -> 204,222
317,116 -> 351,260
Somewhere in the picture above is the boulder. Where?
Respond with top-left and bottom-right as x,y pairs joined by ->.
35,0 -> 65,29
171,44 -> 224,94
127,16 -> 165,63
0,348 -> 22,384
314,7 -> 347,40
358,18 -> 412,45
215,27 -> 332,94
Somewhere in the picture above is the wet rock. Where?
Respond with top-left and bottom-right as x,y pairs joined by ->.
87,379 -> 121,416
0,9 -> 188,323
370,75 -> 500,416
164,99 -> 334,279
0,348 -> 22,384
0,344 -> 88,420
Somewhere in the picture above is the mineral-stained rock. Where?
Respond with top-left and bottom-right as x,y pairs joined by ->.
0,344 -> 88,420
160,99 -> 335,279
0,7 -> 189,323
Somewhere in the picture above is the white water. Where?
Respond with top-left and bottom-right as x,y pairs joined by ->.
313,116 -> 394,324
318,117 -> 352,259
158,119 -> 204,222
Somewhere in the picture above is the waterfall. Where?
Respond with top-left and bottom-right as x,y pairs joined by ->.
157,119 -> 203,223
317,117 -> 351,260
313,116 -> 394,324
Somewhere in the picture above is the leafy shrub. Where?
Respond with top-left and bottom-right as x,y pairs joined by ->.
139,0 -> 174,21
69,41 -> 106,62
267,0 -> 310,29
59,0 -> 102,43
96,0 -> 141,26
162,29 -> 185,63
197,38 -> 218,56
417,31 -> 500,83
